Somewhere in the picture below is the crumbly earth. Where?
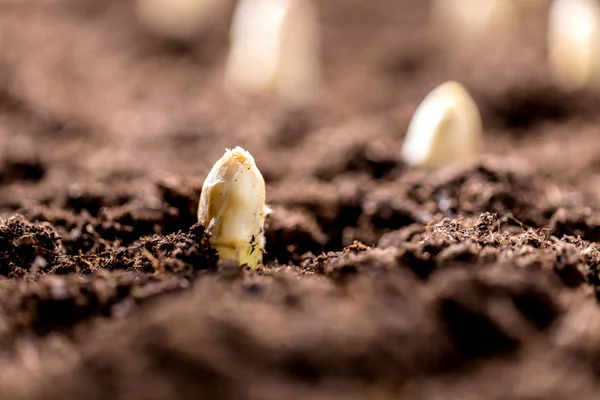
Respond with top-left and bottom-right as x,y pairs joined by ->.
0,0 -> 600,399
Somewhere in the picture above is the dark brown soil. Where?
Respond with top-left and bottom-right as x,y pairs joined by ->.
0,0 -> 600,399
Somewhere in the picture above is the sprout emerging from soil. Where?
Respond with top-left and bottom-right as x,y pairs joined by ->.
134,0 -> 227,41
225,0 -> 321,100
430,0 -> 519,46
198,147 -> 269,268
401,81 -> 482,168
548,0 -> 600,91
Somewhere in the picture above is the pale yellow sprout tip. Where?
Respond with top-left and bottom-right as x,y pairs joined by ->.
548,0 -> 600,91
401,81 -> 482,168
225,0 -> 321,100
198,147 -> 268,268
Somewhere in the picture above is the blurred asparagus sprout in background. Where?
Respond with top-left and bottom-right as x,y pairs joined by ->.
401,81 -> 482,168
198,147 -> 269,268
430,0 -> 520,48
225,0 -> 322,101
548,0 -> 600,91
135,0 -> 229,41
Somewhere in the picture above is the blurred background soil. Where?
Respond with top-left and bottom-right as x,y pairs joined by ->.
0,0 -> 600,399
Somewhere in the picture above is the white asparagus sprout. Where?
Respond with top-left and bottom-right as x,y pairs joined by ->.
198,147 -> 269,268
225,0 -> 321,100
401,81 -> 483,168
548,0 -> 600,91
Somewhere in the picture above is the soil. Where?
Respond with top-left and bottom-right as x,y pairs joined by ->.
0,0 -> 600,399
